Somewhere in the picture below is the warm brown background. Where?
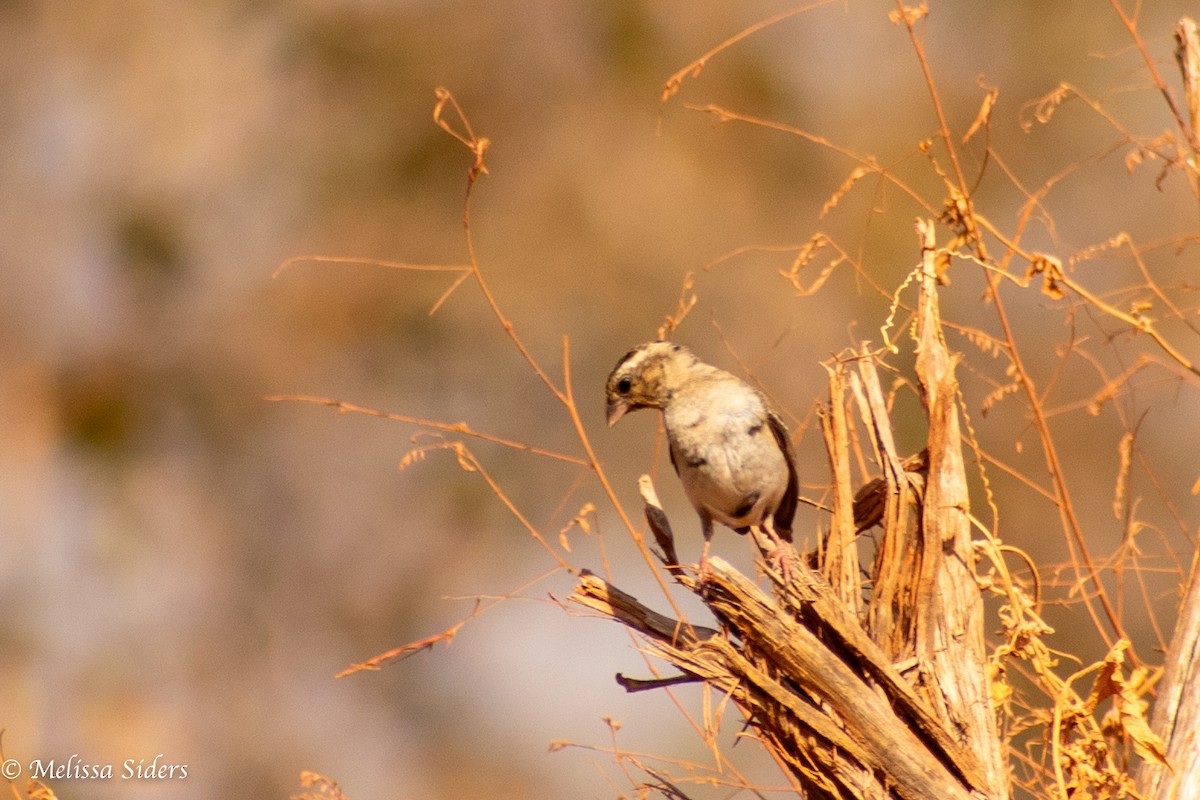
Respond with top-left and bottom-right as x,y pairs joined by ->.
3,2 -> 1198,798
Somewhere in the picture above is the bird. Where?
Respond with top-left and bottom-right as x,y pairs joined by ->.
605,341 -> 798,578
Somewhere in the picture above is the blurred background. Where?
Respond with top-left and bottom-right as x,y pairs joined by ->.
2,2 -> 1199,798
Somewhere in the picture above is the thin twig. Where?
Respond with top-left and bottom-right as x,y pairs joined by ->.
266,394 -> 589,466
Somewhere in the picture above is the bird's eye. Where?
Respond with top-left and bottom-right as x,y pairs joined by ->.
617,378 -> 632,394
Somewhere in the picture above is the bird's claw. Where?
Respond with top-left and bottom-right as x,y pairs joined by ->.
766,544 -> 794,583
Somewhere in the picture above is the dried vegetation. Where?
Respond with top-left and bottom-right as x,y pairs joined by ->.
276,5 -> 1200,800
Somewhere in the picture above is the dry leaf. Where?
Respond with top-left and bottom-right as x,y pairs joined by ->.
1125,147 -> 1146,174
821,166 -> 868,218
963,86 -> 1000,144
1026,254 -> 1065,300
1084,640 -> 1171,769
888,3 -> 928,26
1112,432 -> 1133,520
1020,83 -> 1071,132
558,503 -> 596,552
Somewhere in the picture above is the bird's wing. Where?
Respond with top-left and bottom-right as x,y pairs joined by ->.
767,409 -> 798,542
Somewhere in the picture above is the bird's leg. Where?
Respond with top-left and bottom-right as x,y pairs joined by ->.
698,517 -> 715,584
761,519 -> 794,582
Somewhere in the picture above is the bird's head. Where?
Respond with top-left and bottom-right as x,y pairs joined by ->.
604,340 -> 695,426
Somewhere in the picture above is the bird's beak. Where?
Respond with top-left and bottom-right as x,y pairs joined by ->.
606,398 -> 630,427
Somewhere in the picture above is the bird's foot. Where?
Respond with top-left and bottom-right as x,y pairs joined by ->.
766,544 -> 794,583
758,521 -> 795,583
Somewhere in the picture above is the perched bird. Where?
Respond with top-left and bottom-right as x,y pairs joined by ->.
605,341 -> 798,576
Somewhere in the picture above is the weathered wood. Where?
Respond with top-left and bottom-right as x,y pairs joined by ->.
1137,546 -> 1200,798
571,563 -> 986,800
911,218 -> 1008,799
856,356 -> 921,663
819,360 -> 862,613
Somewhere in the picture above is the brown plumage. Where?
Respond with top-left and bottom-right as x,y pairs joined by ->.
605,341 -> 798,572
